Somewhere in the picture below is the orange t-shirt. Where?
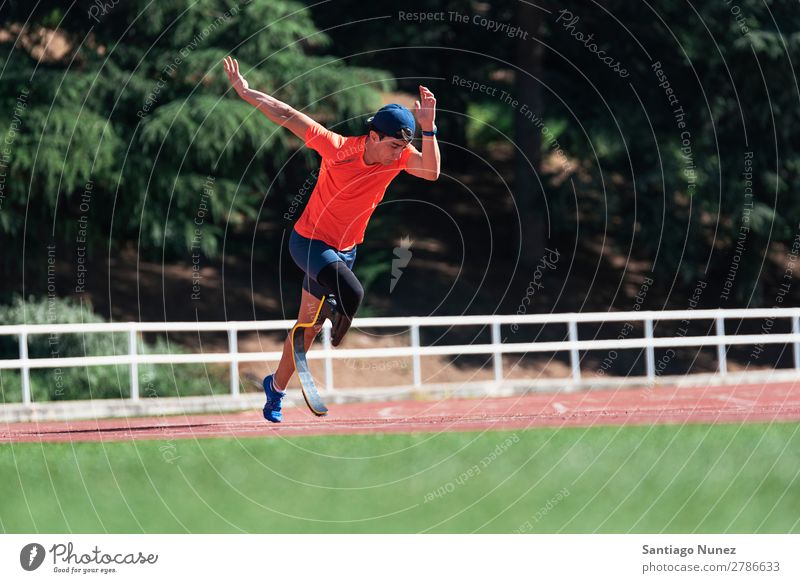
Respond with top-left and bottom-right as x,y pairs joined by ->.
294,124 -> 415,250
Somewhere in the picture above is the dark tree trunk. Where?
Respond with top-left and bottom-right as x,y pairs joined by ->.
515,2 -> 546,266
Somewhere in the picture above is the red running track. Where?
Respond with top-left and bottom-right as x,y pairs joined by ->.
2,381 -> 800,443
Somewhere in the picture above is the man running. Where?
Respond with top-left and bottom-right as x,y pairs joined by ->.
223,56 -> 440,422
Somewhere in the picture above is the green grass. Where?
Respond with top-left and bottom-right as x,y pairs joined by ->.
1,422 -> 799,533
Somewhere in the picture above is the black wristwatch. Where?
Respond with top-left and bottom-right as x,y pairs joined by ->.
421,125 -> 437,137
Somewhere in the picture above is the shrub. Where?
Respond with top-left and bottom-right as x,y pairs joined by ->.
0,297 -> 228,403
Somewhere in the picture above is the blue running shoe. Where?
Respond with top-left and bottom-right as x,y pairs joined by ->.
262,374 -> 285,423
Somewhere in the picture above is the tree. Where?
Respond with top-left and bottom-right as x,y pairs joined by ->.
0,0 -> 393,299
515,1 -> 545,266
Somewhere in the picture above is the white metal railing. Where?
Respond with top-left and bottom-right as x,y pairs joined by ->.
1,308 -> 799,405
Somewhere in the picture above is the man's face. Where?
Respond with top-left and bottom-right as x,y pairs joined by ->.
367,131 -> 408,165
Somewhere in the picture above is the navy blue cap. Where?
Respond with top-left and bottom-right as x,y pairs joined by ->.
366,104 -> 415,142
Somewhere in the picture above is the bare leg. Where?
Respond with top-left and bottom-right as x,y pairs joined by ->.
273,288 -> 325,390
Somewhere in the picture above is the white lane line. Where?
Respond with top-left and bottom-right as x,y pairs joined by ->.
712,394 -> 756,408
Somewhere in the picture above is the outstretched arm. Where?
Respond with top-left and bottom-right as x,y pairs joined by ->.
223,55 -> 320,140
405,85 -> 441,181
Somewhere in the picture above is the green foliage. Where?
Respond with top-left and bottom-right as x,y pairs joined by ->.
536,0 -> 800,294
0,297 -> 227,402
465,100 -> 514,146
3,0 -> 799,308
0,0 -> 393,279
310,0 -> 800,303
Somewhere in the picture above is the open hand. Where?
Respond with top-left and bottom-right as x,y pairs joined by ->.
223,55 -> 249,96
414,85 -> 436,132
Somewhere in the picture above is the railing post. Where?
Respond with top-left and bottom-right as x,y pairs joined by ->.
322,323 -> 334,391
568,320 -> 581,381
228,328 -> 239,396
793,314 -> 800,371
491,321 -> 503,383
19,331 -> 30,404
716,316 -> 727,376
128,325 -> 139,400
644,318 -> 655,381
410,322 -> 422,388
